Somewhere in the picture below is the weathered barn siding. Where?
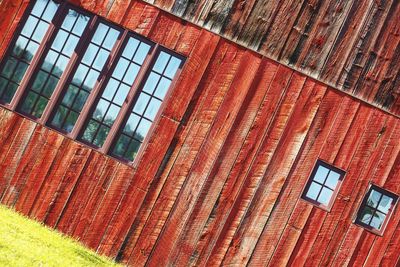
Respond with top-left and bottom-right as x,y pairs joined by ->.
0,0 -> 399,266
143,0 -> 400,116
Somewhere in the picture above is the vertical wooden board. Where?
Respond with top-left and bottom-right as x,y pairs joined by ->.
249,89 -> 346,266
44,147 -> 92,228
13,130 -> 65,216
330,116 -> 398,266
121,1 -> 160,37
82,164 -> 133,249
179,59 -> 279,266
147,13 -> 185,49
106,0 -> 134,24
154,0 -> 175,11
1,125 -> 48,207
72,158 -> 119,239
128,42 -> 245,266
316,110 -> 392,266
203,68 -> 300,266
173,23 -> 201,56
0,113 -> 24,165
222,82 -> 326,266
258,0 -> 305,59
295,0 -> 354,76
181,0 -> 215,26
162,30 -> 219,121
165,51 -> 262,266
97,116 -> 180,257
202,0 -> 236,33
55,153 -> 109,235
284,98 -> 359,267
0,118 -> 36,198
302,104 -> 374,266
0,0 -> 27,57
29,140 -> 83,222
319,0 -> 374,84
380,218 -> 400,266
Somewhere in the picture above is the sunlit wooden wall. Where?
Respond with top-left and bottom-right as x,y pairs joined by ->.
0,0 -> 399,266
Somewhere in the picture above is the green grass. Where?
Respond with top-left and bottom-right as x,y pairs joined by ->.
0,205 -> 121,267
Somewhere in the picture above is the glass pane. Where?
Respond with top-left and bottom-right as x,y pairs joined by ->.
63,34 -> 79,56
164,56 -> 181,79
325,171 -> 340,190
24,41 -> 39,62
113,134 -> 130,157
93,48 -> 109,71
306,182 -> 322,200
133,43 -> 150,64
32,70 -> 48,93
104,104 -> 120,126
93,99 -> 109,121
113,57 -> 130,80
82,119 -> 100,143
370,211 -> 386,230
31,96 -> 48,117
0,78 -> 7,96
122,38 -> 139,59
72,14 -> 89,36
52,30 -> 68,52
144,98 -> 161,121
12,62 -> 29,84
123,63 -> 140,85
114,83 -> 130,106
125,139 -> 141,161
103,28 -> 119,50
32,21 -> 49,42
153,51 -> 170,73
135,119 -> 151,142
72,64 -> 89,86
124,114 -> 140,136
52,105 -> 68,128
82,43 -> 99,66
142,72 -> 160,95
154,77 -> 171,100
42,0 -> 58,22
378,195 -> 393,214
92,23 -> 108,45
317,187 -> 333,206
42,50 -> 58,72
1,83 -> 18,103
21,16 -> 38,38
31,0 -> 47,17
72,90 -> 89,111
133,93 -> 150,115
63,111 -> 78,132
368,190 -> 382,208
62,85 -> 79,107
83,69 -> 99,91
103,78 -> 119,101
53,55 -> 69,77
20,91 -> 38,114
42,75 -> 59,98
360,206 -> 374,225
93,125 -> 110,147
1,57 -> 18,79
314,165 -> 329,184
61,10 -> 77,31
12,36 -> 29,58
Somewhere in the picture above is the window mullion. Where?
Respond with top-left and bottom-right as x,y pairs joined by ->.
39,14 -> 98,126
100,44 -> 159,155
8,1 -> 68,110
69,29 -> 129,140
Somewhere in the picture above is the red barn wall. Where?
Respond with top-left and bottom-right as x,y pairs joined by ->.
0,0 -> 399,266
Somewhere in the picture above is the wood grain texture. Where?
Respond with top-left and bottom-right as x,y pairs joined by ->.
0,0 -> 399,266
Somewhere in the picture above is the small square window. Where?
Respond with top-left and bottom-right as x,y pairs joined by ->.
301,160 -> 346,211
355,185 -> 398,235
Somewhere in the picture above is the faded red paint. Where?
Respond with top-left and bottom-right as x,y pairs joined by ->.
0,0 -> 399,266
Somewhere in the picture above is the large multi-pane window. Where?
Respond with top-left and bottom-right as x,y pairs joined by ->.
0,0 -> 185,164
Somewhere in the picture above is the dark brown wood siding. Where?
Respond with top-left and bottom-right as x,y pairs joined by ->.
0,1 -> 399,266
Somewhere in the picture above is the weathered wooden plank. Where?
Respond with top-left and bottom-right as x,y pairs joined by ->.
250,89 -> 347,266
204,68 -> 301,266
121,1 -> 160,37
